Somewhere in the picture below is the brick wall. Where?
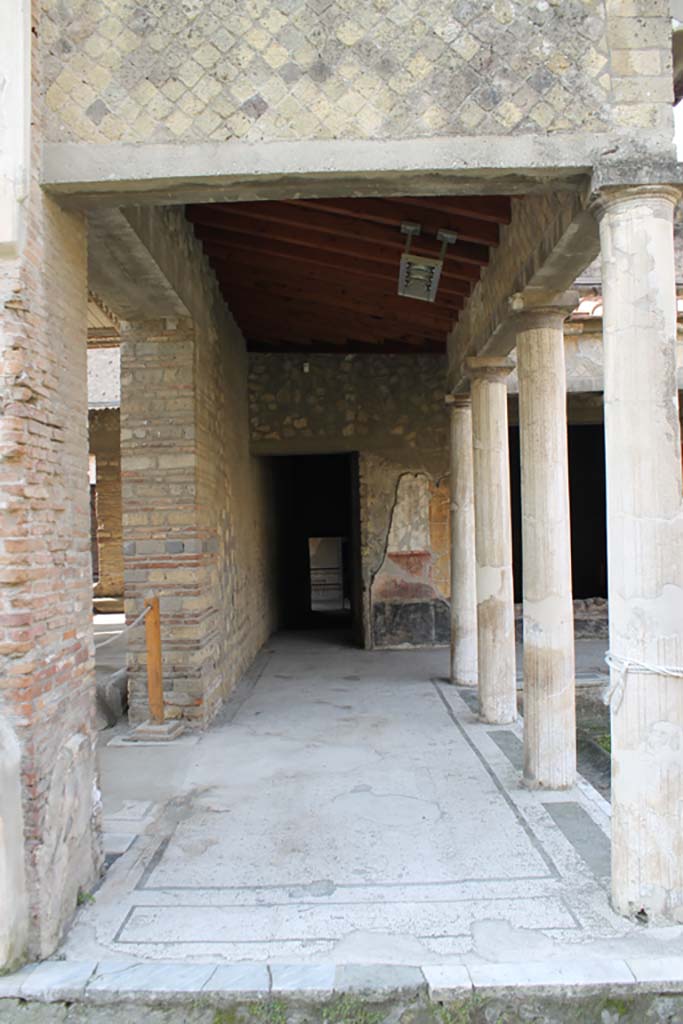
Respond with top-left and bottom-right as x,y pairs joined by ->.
121,318 -> 208,723
0,6 -> 100,962
194,307 -> 278,720
89,407 -> 123,598
120,211 -> 278,726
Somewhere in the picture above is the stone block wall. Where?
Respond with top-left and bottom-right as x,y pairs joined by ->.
249,352 -> 449,648
0,54 -> 100,962
89,407 -> 123,598
120,210 -> 278,726
39,1 -> 672,149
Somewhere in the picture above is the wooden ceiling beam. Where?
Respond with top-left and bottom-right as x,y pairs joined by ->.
197,229 -> 481,284
231,304 -> 447,341
215,264 -> 465,316
216,275 -> 462,328
275,198 -> 501,246
208,247 -> 471,299
393,195 -> 513,223
229,302 -> 449,345
188,204 -> 490,266
248,338 -> 447,354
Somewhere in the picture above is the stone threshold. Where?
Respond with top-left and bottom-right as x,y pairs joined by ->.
3,958 -> 683,1007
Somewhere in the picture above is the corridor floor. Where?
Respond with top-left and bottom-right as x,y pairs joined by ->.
62,632 -> 683,967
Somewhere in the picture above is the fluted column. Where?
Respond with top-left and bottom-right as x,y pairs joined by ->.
466,357 -> 517,724
514,304 -> 576,789
597,185 -> 683,922
447,393 -> 478,686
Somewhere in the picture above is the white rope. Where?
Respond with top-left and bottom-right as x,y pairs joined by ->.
94,605 -> 151,650
604,651 -> 683,712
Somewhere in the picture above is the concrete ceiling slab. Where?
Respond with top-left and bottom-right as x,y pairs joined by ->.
88,208 -> 189,321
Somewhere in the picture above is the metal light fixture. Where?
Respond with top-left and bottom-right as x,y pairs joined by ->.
397,222 -> 458,303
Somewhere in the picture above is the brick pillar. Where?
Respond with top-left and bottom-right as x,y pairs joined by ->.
120,318 -> 214,726
0,194 -> 101,963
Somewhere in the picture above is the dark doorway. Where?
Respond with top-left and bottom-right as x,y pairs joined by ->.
272,453 -> 363,643
510,424 -> 607,602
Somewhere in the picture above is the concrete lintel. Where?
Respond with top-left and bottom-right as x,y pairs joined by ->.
88,209 -> 189,321
38,134 -> 616,207
483,216 -> 598,362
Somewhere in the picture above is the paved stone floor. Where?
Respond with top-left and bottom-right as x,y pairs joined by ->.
57,630 -> 683,972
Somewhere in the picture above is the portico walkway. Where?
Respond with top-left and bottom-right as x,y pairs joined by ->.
56,632 -> 681,972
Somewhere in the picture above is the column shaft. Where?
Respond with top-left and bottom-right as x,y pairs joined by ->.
467,358 -> 517,724
599,186 -> 683,921
516,310 -> 576,789
449,396 -> 478,686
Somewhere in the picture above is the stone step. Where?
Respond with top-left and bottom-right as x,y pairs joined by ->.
3,959 -> 683,1022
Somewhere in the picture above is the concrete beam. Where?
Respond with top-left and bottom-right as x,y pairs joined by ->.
447,191 -> 599,389
39,135 -> 613,208
88,209 -> 189,321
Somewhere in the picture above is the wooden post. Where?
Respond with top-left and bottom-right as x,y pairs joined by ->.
144,596 -> 163,724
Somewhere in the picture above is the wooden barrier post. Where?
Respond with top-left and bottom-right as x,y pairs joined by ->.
144,596 -> 164,724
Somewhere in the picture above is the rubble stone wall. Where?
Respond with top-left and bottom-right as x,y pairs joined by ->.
249,352 -> 449,647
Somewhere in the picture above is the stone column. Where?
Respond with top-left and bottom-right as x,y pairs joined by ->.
514,304 -> 576,789
447,394 -> 478,686
466,357 -> 517,724
597,185 -> 683,921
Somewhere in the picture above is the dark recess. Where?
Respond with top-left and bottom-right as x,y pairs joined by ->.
510,424 -> 607,603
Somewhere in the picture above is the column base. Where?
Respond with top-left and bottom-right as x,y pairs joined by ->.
521,774 -> 574,792
127,720 -> 186,742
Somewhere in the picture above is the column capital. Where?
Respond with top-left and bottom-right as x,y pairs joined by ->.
592,184 -> 681,221
507,290 -> 579,327
445,390 -> 471,408
465,356 -> 514,383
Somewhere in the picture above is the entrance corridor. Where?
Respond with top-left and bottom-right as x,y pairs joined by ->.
63,633 -> 676,967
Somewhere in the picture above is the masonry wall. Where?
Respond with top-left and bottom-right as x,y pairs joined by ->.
89,407 -> 123,599
249,352 -> 449,648
121,209 -> 278,725
40,1 -> 672,147
0,14 -> 100,961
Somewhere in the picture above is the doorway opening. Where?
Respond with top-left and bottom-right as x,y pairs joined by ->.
509,423 -> 607,601
272,453 -> 363,644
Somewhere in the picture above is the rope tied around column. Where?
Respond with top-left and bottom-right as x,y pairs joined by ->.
604,652 -> 683,712
94,604 -> 151,650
